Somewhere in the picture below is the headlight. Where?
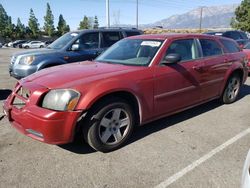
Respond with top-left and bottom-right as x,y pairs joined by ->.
42,89 -> 80,111
19,56 -> 35,65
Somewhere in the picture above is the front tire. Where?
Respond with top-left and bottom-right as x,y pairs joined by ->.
221,74 -> 241,104
83,98 -> 135,152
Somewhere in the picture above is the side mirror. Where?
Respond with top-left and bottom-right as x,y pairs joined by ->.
162,53 -> 181,65
71,44 -> 80,51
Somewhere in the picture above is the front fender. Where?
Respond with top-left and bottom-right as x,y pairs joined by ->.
76,78 -> 154,124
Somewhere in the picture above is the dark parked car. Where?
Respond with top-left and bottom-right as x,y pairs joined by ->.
9,28 -> 142,79
44,40 -> 54,46
204,30 -> 250,47
13,40 -> 27,48
3,34 -> 248,152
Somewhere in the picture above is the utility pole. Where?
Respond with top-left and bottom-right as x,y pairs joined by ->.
136,0 -> 138,28
106,0 -> 110,28
199,6 -> 203,33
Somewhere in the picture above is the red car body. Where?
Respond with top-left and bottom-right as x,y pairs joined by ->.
3,34 -> 249,146
243,49 -> 250,72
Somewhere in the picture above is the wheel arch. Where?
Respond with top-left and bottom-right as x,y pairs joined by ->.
220,67 -> 244,95
81,90 -> 142,126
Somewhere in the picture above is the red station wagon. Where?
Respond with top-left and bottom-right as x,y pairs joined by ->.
3,34 -> 249,152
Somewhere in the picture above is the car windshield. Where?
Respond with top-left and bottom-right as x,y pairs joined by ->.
48,32 -> 79,49
96,39 -> 163,66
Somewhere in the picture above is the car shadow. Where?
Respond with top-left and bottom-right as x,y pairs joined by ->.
0,89 -> 12,100
58,83 -> 250,154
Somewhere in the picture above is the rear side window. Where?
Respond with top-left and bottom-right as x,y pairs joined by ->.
125,31 -> 141,37
219,39 -> 240,53
199,39 -> 223,57
166,39 -> 198,61
102,32 -> 122,47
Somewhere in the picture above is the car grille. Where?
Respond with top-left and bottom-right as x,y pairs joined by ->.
12,86 -> 31,109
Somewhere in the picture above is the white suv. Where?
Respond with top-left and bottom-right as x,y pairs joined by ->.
22,41 -> 45,49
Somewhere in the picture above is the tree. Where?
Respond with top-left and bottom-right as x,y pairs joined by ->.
3,16 -> 15,39
79,16 -> 90,29
93,16 -> 99,29
15,18 -> 26,38
57,14 -> 70,36
28,8 -> 40,38
0,4 -> 8,36
231,0 -> 250,32
44,3 -> 55,36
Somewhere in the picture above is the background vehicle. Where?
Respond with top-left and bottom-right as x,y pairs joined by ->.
0,42 -> 2,48
44,40 -> 54,46
241,149 -> 250,188
243,42 -> 250,73
9,28 -> 143,79
13,40 -> 27,48
4,34 -> 248,152
22,41 -> 45,49
7,41 -> 13,47
204,30 -> 250,48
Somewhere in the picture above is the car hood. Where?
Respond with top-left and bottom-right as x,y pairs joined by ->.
13,48 -> 60,57
22,61 -> 145,89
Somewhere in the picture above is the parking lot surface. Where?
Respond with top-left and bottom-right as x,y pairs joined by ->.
0,48 -> 250,188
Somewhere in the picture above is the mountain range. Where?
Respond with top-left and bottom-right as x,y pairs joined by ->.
131,4 -> 238,29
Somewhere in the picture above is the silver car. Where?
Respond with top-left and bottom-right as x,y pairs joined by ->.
22,41 -> 45,49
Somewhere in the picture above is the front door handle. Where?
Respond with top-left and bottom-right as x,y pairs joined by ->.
193,65 -> 203,72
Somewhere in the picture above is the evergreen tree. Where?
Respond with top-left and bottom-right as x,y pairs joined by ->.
16,18 -> 26,38
28,8 -> 40,38
79,16 -> 90,29
0,4 -> 9,36
4,16 -> 15,39
93,16 -> 99,29
57,14 -> 70,36
44,3 -> 55,36
231,0 -> 250,32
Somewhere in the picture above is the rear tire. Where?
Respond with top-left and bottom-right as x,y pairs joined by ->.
82,97 -> 135,152
221,74 -> 241,104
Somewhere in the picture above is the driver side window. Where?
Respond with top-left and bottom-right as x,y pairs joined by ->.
74,32 -> 99,50
165,39 -> 198,62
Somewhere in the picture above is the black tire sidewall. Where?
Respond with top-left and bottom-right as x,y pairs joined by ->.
84,99 -> 135,152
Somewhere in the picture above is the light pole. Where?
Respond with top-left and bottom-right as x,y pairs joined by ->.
106,0 -> 110,28
136,0 -> 138,28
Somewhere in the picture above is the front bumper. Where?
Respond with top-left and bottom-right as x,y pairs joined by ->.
3,83 -> 82,144
9,63 -> 38,79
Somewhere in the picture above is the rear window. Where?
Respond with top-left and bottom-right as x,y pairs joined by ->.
102,32 -> 122,48
125,31 -> 141,37
199,39 -> 223,57
219,39 -> 240,53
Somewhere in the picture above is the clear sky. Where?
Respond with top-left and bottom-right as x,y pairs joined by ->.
0,0 -> 242,30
